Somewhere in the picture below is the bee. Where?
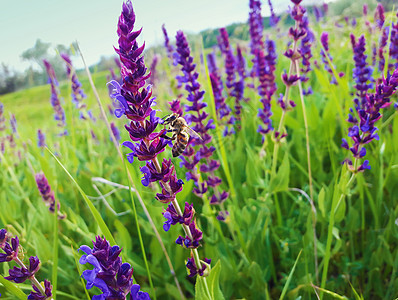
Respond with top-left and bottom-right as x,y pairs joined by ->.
161,113 -> 202,157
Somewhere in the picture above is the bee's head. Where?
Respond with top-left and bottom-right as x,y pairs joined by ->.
162,113 -> 178,125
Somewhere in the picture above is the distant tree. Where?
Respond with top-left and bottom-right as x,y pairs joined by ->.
21,39 -> 51,69
0,64 -> 17,94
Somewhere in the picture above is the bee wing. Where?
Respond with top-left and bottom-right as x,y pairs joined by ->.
185,126 -> 202,140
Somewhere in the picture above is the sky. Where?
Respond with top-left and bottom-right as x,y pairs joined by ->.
0,0 -> 326,72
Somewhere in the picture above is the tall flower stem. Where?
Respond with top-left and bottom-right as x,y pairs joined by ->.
269,39 -> 298,227
77,44 -> 184,300
320,169 -> 356,300
294,59 -> 317,282
13,257 -> 53,300
151,158 -> 212,299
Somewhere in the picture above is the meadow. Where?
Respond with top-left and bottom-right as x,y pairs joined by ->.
0,0 -> 398,299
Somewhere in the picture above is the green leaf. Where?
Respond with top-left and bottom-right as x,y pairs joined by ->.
195,260 -> 225,300
114,219 -> 132,255
318,187 -> 326,218
0,275 -> 27,299
334,196 -> 346,223
46,147 -> 117,246
270,152 -> 290,192
279,250 -> 302,300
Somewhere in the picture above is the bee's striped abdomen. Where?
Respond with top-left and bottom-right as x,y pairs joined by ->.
172,132 -> 189,157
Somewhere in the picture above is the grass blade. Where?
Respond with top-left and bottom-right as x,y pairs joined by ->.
279,249 -> 302,300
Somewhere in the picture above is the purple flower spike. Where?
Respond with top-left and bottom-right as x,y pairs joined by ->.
27,279 -> 53,300
110,122 -> 121,142
162,24 -> 175,61
320,32 -> 338,84
0,102 -> 6,132
61,53 -> 87,109
343,68 -> 398,172
5,256 -> 41,283
37,130 -> 46,148
374,3 -> 385,30
267,0 -> 280,27
350,34 -> 374,108
78,236 -> 146,299
130,284 -> 151,300
35,172 -> 63,217
0,235 -> 19,262
43,59 -> 67,133
186,255 -> 211,277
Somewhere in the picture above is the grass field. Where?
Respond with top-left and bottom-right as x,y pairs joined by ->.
1,1 -> 398,299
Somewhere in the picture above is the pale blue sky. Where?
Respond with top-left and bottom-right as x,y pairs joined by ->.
1,0 -> 324,72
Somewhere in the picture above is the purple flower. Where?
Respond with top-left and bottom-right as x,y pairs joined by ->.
216,210 -> 230,221
37,130 -> 46,148
320,32 -> 338,84
267,0 -> 280,27
35,172 -> 63,216
0,235 -> 19,262
350,34 -> 374,108
389,21 -> 398,70
61,53 -> 87,109
176,221 -> 203,249
110,122 -> 121,142
27,279 -> 53,300
299,17 -> 314,82
207,53 -> 232,128
186,256 -> 211,277
5,256 -> 41,283
161,24 -> 174,60
43,60 -> 66,132
374,3 -> 385,30
78,236 -> 146,299
130,284 -> 151,300
0,102 -> 5,132
343,69 -> 398,172
162,202 -> 194,231
9,114 -> 18,137
248,0 -> 265,76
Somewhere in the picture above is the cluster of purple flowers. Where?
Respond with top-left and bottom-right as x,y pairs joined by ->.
161,24 -> 174,60
78,236 -> 150,300
350,34 -> 374,108
267,0 -> 280,27
109,0 -> 209,277
248,0 -> 264,76
148,54 -> 160,86
35,172 -> 65,219
43,60 -> 67,135
0,229 -> 53,299
233,45 -> 247,124
60,53 -> 87,109
110,122 -> 121,142
37,130 -> 46,148
0,102 -> 6,132
299,16 -> 314,88
208,52 -> 231,130
342,69 -> 398,172
256,39 -> 277,136
391,16 -> 398,69
248,0 -> 278,137
174,30 -> 229,221
10,114 -> 18,137
320,32 -> 338,84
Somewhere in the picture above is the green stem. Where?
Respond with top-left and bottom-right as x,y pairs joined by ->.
320,170 -> 356,299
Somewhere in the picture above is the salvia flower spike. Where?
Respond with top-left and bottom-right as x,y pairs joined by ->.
60,53 -> 87,109
174,30 -> 229,219
43,59 -> 67,136
109,0 -> 211,280
78,236 -> 150,299
0,229 -> 54,299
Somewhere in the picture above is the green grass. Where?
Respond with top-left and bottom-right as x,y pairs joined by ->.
1,10 -> 398,300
